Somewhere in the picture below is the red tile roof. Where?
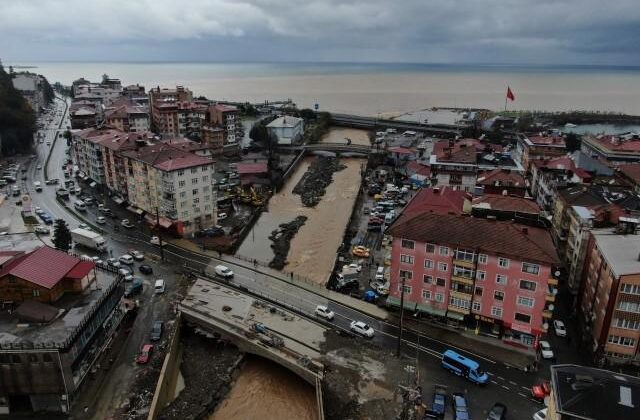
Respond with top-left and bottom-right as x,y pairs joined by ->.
406,161 -> 432,177
473,194 -> 541,214
532,156 -> 575,170
213,103 -> 238,112
389,213 -> 559,265
476,169 -> 525,187
591,135 -> 640,152
433,139 -> 479,163
65,261 -> 95,279
121,143 -> 212,172
8,247 -> 88,289
526,135 -> 566,147
236,162 -> 268,174
402,187 -> 470,217
618,164 -> 640,184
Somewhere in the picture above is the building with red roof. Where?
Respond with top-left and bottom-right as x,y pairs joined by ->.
387,212 -> 560,348
516,134 -> 567,171
210,103 -> 240,144
0,247 -> 95,304
476,169 -> 527,197
237,162 -> 269,186
472,194 -> 542,222
617,164 -> 640,194
430,139 -> 479,192
530,156 -> 592,213
400,187 -> 471,218
581,133 -> 640,165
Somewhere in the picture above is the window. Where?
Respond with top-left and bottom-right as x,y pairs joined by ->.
202,175 -> 209,182
498,257 -> 510,268
515,313 -> 531,324
423,275 -> 434,284
424,259 -> 434,269
179,191 -> 186,198
474,287 -> 483,296
455,248 -> 475,261
453,266 -> 473,278
401,239 -> 415,250
517,296 -> 535,308
193,198 -> 199,204
496,274 -> 507,285
201,166 -> 208,172
621,283 -> 640,295
191,167 -> 198,174
491,306 -> 503,318
192,188 -> 198,195
192,178 -> 198,185
422,290 -> 432,300
439,246 -> 449,256
203,186 -> 210,192
519,280 -> 537,292
32,289 -> 40,297
435,293 -> 444,303
177,170 -> 184,176
494,291 -> 504,301
476,270 -> 486,281
205,205 -> 211,211
182,211 -> 189,218
472,301 -> 481,312
399,284 -> 412,294
449,296 -> 470,309
618,301 -> 640,313
399,270 -> 413,280
613,318 -> 640,330
478,253 -> 488,264
400,254 -> 414,264
436,277 -> 446,287
437,262 -> 448,272
178,180 -> 186,187
425,243 -> 435,253
522,262 -> 540,275
608,335 -> 636,347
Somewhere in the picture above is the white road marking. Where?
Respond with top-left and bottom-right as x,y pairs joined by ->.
510,381 -> 518,386
497,376 -> 505,380
518,392 -> 528,398
521,386 -> 530,391
491,380 -> 499,385
501,385 -> 510,390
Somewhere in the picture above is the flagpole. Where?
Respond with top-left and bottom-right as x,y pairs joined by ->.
504,95 -> 507,112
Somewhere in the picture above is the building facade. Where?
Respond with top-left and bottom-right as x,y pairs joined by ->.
581,133 -> 640,165
210,104 -> 239,144
267,116 -> 304,145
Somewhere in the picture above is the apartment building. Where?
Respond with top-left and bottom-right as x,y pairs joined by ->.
72,75 -> 122,105
201,123 -> 225,150
104,98 -> 150,133
476,168 -> 527,197
120,144 -> 217,236
267,116 -> 304,145
429,139 -> 478,192
210,104 -> 239,144
579,224 -> 640,365
148,85 -> 194,136
515,134 -> 566,172
11,73 -> 45,114
617,164 -> 640,194
71,128 -> 107,184
0,247 -> 124,414
150,100 -> 207,138
387,209 -> 559,348
530,157 -> 591,213
581,133 -> 640,165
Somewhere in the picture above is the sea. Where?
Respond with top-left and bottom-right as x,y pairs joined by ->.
11,61 -> 640,116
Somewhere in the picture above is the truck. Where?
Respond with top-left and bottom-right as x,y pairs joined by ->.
71,228 -> 107,252
33,181 -> 42,192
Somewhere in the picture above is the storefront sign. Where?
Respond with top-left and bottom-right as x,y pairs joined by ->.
510,323 -> 532,334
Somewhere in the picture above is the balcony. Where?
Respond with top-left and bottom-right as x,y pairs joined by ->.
453,259 -> 475,269
161,199 -> 176,212
162,181 -> 175,193
545,292 -> 556,303
542,310 -> 553,319
450,289 -> 472,300
548,277 -> 559,286
448,304 -> 470,315
451,275 -> 474,286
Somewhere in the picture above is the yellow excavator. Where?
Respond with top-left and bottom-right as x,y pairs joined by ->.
250,186 -> 265,206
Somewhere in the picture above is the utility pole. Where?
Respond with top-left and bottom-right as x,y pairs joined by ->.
396,274 -> 406,357
156,206 -> 164,262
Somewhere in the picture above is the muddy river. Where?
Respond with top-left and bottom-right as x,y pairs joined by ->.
209,356 -> 318,420
236,128 -> 368,284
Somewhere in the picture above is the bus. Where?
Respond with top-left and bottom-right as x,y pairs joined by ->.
441,349 -> 489,385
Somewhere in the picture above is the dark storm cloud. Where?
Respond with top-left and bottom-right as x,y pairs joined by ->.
1,0 -> 639,64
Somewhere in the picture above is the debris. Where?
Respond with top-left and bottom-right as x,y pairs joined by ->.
293,156 -> 346,207
268,216 -> 307,269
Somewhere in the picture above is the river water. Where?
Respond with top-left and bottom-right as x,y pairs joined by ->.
209,356 -> 318,420
236,128 -> 367,284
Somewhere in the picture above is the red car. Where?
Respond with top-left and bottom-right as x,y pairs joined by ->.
136,344 -> 153,364
531,381 -> 551,401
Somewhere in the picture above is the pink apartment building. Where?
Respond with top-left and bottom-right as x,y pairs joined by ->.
387,211 -> 560,348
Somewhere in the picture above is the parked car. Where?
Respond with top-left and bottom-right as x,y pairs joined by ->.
96,216 -> 106,224
352,245 -> 370,258
553,320 -> 567,337
129,250 -> 144,261
431,385 -> 447,417
150,236 -> 163,246
214,264 -> 234,278
533,408 -> 548,420
121,219 -> 134,228
217,212 -> 228,220
539,340 -> 554,359
531,381 -> 551,401
349,320 -> 374,337
107,257 -> 121,268
119,254 -> 134,265
136,344 -> 153,364
34,225 -> 50,234
344,263 -> 362,273
486,402 -> 507,420
150,321 -> 163,341
118,267 -> 133,277
124,278 -> 143,297
139,264 -> 153,275
452,393 -> 470,420
314,305 -> 335,321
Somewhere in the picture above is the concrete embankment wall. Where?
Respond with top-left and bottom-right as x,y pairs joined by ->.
147,315 -> 183,420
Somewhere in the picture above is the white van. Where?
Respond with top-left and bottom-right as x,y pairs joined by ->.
74,200 -> 86,211
375,266 -> 385,281
33,181 -> 42,192
154,279 -> 166,294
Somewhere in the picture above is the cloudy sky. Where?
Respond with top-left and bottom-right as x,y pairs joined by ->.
1,0 -> 639,64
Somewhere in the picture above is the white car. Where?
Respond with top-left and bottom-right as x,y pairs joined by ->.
96,216 -> 106,224
34,225 -> 50,234
150,236 -> 163,246
350,320 -> 375,338
553,320 -> 567,337
315,305 -> 335,321
119,254 -> 134,265
344,263 -> 362,273
129,250 -> 144,261
34,207 -> 43,214
218,212 -> 228,221
36,165 -> 42,170
539,340 -> 554,359
533,408 -> 547,420
107,258 -> 121,268
214,264 -> 234,278
121,219 -> 133,228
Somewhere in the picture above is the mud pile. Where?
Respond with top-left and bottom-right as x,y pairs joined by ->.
293,156 -> 346,207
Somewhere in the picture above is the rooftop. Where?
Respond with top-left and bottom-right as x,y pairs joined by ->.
618,164 -> 640,184
585,133 -> 640,153
212,103 -> 238,113
551,364 -> 640,420
389,212 -> 559,265
121,143 -> 213,172
236,162 -> 269,175
591,228 -> 640,276
432,138 -> 479,164
476,168 -> 525,187
7,247 -> 93,289
472,194 -> 541,214
403,187 -> 470,217
267,116 -> 303,128
524,135 -> 566,148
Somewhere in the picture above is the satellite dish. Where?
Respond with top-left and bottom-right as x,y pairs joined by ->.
548,304 -> 555,311
555,270 -> 561,277
542,323 -> 549,330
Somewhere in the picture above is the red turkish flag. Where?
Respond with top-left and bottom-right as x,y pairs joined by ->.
506,86 -> 515,101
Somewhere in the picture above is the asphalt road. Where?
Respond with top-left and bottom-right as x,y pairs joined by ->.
24,103 -> 558,419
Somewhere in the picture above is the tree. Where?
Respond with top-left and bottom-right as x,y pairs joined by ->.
565,132 -> 581,152
53,219 -> 72,251
298,108 -> 316,120
0,64 -> 36,156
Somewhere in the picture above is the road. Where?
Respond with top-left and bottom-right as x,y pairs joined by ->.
25,103 -> 556,419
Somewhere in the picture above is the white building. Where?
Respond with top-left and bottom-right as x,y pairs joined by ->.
267,116 -> 304,145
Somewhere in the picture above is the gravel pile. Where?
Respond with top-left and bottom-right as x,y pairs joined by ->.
268,216 -> 308,269
293,156 -> 346,207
